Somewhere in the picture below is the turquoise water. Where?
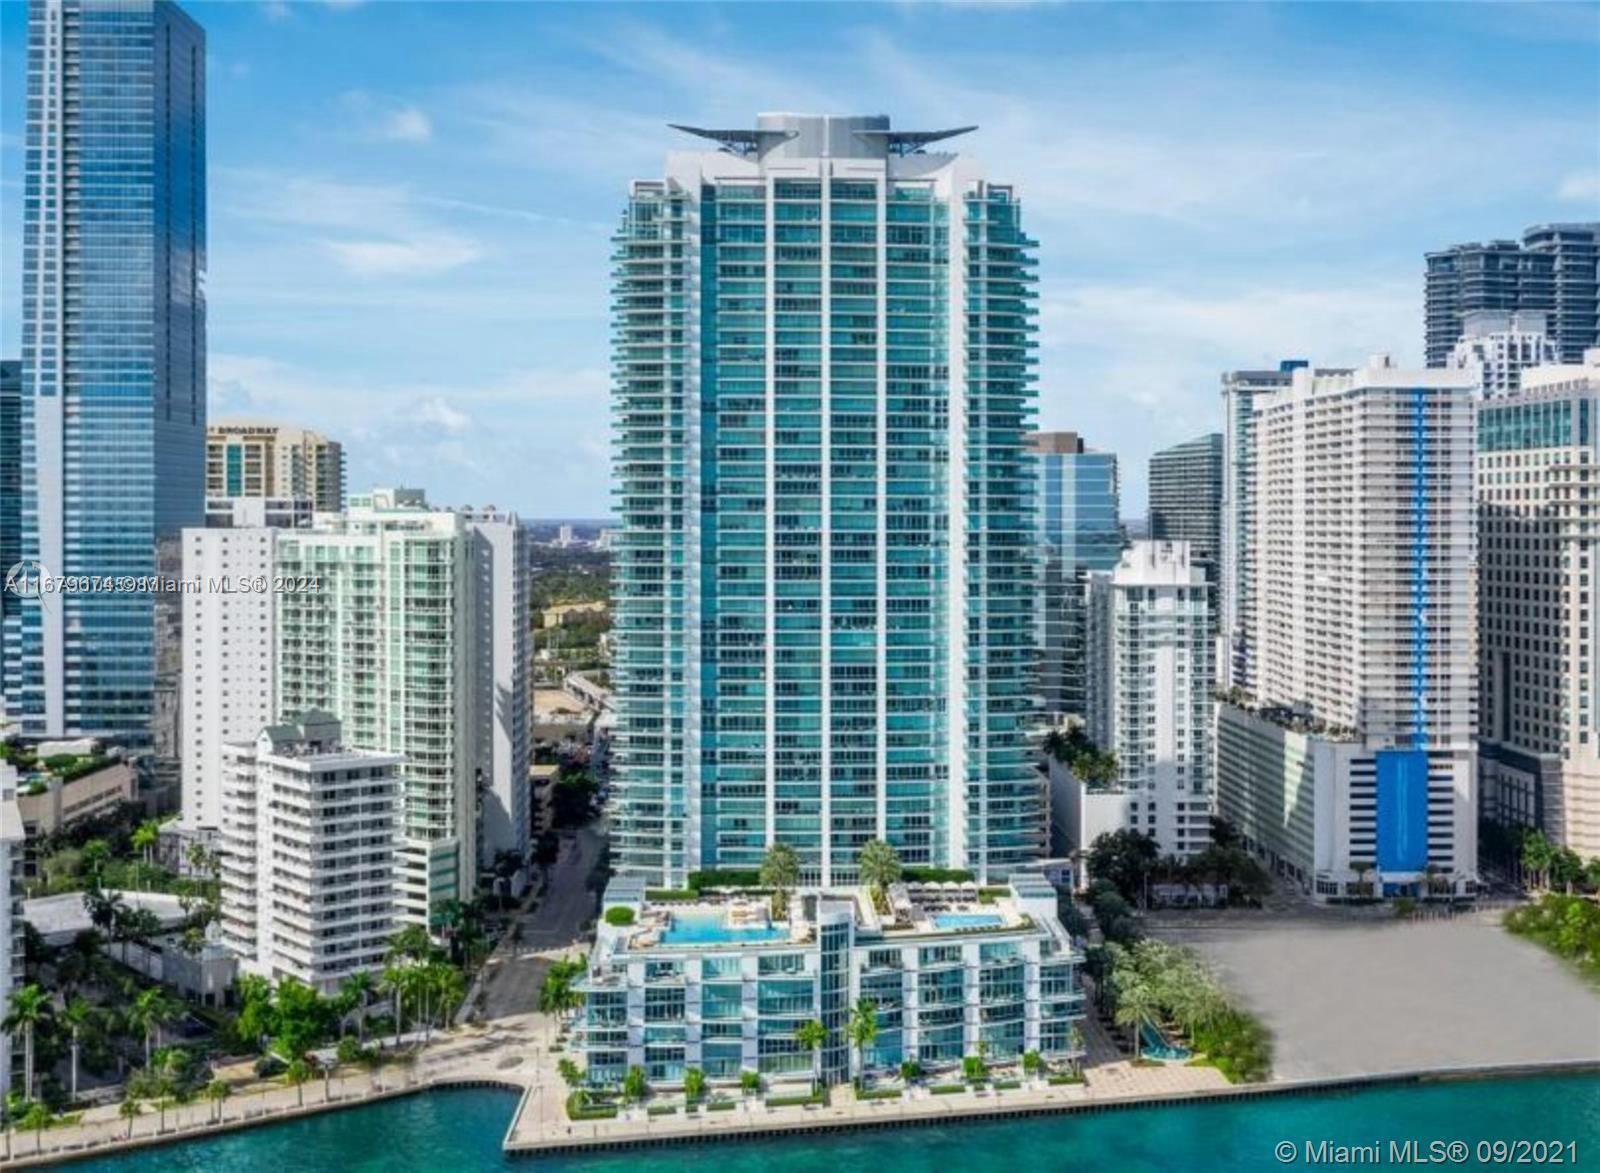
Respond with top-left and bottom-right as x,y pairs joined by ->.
1138,1019 -> 1193,1062
932,912 -> 1004,930
63,1073 -> 1600,1173
661,909 -> 786,945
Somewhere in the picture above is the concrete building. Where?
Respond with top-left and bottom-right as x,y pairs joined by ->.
1031,432 -> 1123,720
1525,223 -> 1600,365
274,490 -> 527,922
0,762 -> 23,1101
460,507 -> 531,872
576,874 -> 1084,1086
1,360 -> 19,714
207,421 -> 345,514
180,525 -> 278,831
1448,310 -> 1558,398
15,759 -> 136,844
204,496 -> 312,531
1220,362 -> 1311,691
14,0 -> 207,740
1148,433 -> 1223,577
613,113 -> 1041,887
1081,541 -> 1214,858
219,713 -> 402,995
1425,225 -> 1600,368
1216,357 -> 1479,900
1478,349 -> 1600,859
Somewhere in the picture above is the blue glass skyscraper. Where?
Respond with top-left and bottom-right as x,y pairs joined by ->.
14,0 -> 206,739
612,114 -> 1041,886
1031,432 -> 1122,720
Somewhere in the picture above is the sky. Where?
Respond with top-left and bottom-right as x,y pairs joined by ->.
2,1 -> 1598,518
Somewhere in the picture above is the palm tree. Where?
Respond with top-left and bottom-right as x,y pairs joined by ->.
847,997 -> 878,1083
81,839 -> 111,888
119,1095 -> 142,1140
381,964 -> 413,1045
1521,830 -> 1554,891
19,1102 -> 52,1153
2,983 -> 53,1101
204,1078 -> 231,1124
132,819 -> 162,868
339,971 -> 378,1043
759,842 -> 800,920
857,839 -> 902,902
1348,858 -> 1374,898
795,1019 -> 828,1091
284,1057 -> 313,1108
129,987 -> 183,1065
61,996 -> 98,1103
1111,977 -> 1159,1060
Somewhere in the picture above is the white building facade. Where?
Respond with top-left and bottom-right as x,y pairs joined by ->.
1083,541 -> 1214,858
1479,350 -> 1600,859
1448,310 -> 1558,399
1217,358 -> 1479,899
219,713 -> 402,995
180,525 -> 277,830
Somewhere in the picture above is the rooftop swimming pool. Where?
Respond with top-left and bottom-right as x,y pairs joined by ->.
660,909 -> 789,945
933,912 -> 1005,930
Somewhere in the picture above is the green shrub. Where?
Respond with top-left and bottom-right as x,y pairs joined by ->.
565,1091 -> 618,1120
902,867 -> 975,884
1047,1072 -> 1085,1086
766,1090 -> 825,1108
687,869 -> 763,892
1191,1009 -> 1273,1084
992,1079 -> 1022,1090
707,1099 -> 737,1112
647,1104 -> 678,1117
929,1083 -> 966,1095
857,1087 -> 902,1101
603,906 -> 636,927
899,1059 -> 922,1082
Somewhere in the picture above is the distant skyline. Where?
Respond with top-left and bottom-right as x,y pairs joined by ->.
3,0 -> 1597,515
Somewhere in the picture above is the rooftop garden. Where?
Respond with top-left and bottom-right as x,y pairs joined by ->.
1041,727 -> 1120,791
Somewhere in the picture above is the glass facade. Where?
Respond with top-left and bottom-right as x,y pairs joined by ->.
613,116 -> 1041,887
1032,434 -> 1121,718
15,0 -> 206,738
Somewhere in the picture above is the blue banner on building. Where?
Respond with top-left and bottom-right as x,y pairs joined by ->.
1376,748 -> 1429,872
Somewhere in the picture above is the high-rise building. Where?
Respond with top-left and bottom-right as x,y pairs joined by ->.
1081,541 -> 1215,858
1216,357 -> 1478,900
15,0 -> 207,740
1219,361 -> 1317,692
1,360 -> 20,712
1524,224 -> 1600,365
613,113 -> 1040,886
274,490 -> 528,922
1148,433 -> 1223,574
0,762 -> 22,1102
180,526 -> 278,831
1031,432 -> 1122,720
207,420 -> 346,514
1447,310 -> 1558,398
1425,225 -> 1600,368
1478,349 -> 1600,859
1425,240 -> 1552,368
219,712 -> 402,995
460,506 -> 531,870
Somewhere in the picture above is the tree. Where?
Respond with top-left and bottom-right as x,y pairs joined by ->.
61,997 -> 98,1103
795,1019 -> 828,1090
557,1057 -> 584,1090
338,971 -> 378,1043
739,1069 -> 761,1097
682,1066 -> 706,1104
1522,830 -> 1554,891
1111,976 -> 1159,1060
204,1078 -> 231,1124
760,842 -> 800,920
1021,1049 -> 1043,1077
129,988 -> 183,1066
19,1102 -> 52,1150
1349,859 -> 1375,898
857,840 -> 902,899
81,838 -> 111,887
1086,830 -> 1160,905
2,984 -> 53,1101
847,997 -> 878,1081
119,1094 -> 142,1139
621,1065 -> 648,1104
283,1057 -> 313,1107
131,819 -> 162,869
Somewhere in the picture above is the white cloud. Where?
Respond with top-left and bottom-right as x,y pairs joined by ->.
382,105 -> 433,143
416,396 -> 471,434
1557,170 -> 1600,204
323,233 -> 481,277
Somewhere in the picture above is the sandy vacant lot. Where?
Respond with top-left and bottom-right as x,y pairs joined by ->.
1150,910 -> 1600,1081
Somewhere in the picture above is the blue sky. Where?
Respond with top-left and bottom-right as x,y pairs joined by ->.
3,1 -> 1598,517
